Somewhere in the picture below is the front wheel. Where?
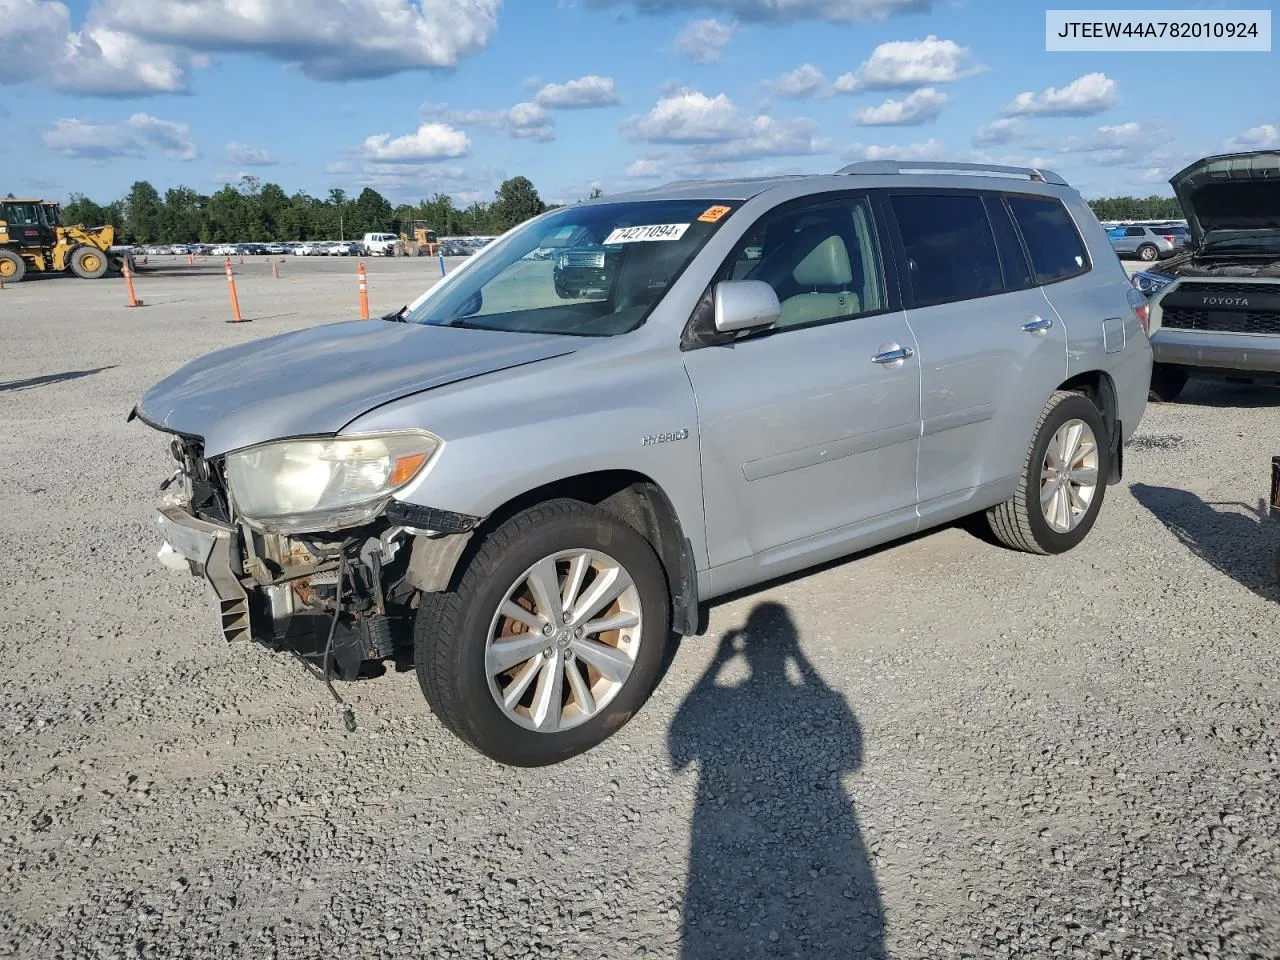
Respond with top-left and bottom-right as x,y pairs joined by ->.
985,391 -> 1110,555
70,245 -> 109,279
414,499 -> 670,766
0,249 -> 26,283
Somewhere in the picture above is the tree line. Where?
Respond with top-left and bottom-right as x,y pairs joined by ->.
57,176 -> 1185,243
60,175 -> 551,245
1085,195 -> 1185,221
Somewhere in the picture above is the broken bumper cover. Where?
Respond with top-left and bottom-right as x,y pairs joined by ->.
155,505 -> 252,642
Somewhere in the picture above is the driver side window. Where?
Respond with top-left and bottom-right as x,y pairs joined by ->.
727,196 -> 885,331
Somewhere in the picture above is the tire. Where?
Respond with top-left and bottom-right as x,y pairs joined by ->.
0,249 -> 26,283
69,245 -> 109,279
414,499 -> 671,766
985,390 -> 1110,555
1148,364 -> 1188,403
1138,244 -> 1159,262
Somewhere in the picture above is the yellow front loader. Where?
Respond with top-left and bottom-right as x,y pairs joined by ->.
0,197 -> 124,283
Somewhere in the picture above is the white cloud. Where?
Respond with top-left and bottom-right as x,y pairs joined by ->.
361,122 -> 471,163
1,0 -> 191,95
972,118 -> 1022,147
624,90 -> 826,162
1224,123 -> 1280,151
625,89 -> 742,143
1002,72 -> 1119,117
853,88 -> 947,126
698,115 -> 825,160
225,142 -> 277,166
598,0 -> 933,23
843,138 -> 945,162
625,158 -> 667,178
423,101 -> 555,142
765,63 -> 828,99
42,113 -> 198,160
832,35 -> 981,93
94,0 -> 499,80
533,75 -> 620,109
671,17 -> 737,62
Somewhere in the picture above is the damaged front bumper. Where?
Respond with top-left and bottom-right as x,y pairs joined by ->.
154,496 -> 430,679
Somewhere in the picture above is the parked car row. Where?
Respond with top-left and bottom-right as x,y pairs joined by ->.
135,241 -> 364,257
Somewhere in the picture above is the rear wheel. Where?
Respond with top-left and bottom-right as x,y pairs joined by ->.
69,245 -> 109,279
1148,364 -> 1188,403
0,249 -> 25,283
1138,243 -> 1159,262
414,499 -> 670,766
985,391 -> 1110,555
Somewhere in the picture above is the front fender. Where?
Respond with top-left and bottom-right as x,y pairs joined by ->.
344,341 -> 709,568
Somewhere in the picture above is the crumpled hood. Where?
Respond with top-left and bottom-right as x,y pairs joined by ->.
136,321 -> 577,455
1171,151 -> 1280,248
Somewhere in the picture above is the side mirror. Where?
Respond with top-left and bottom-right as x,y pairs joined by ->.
713,280 -> 780,334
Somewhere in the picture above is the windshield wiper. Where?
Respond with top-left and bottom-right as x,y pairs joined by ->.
380,305 -> 407,322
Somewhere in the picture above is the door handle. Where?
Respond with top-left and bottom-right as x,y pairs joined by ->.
871,345 -> 914,364
1022,316 -> 1054,333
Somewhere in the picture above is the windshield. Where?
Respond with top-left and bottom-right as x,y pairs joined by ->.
404,199 -> 740,336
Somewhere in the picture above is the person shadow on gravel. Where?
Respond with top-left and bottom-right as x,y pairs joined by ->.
669,602 -> 885,959
1130,483 -> 1279,601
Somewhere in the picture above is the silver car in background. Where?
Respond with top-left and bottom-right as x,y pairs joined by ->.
1109,224 -> 1191,262
133,160 -> 1151,766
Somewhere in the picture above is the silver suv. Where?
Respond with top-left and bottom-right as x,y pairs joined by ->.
1108,224 -> 1190,262
133,160 -> 1152,766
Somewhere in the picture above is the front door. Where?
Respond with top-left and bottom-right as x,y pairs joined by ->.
683,193 -> 922,567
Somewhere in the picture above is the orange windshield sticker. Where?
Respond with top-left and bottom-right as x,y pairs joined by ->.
697,205 -> 732,223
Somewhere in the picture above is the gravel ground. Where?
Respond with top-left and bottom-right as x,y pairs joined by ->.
1,260 -> 1277,960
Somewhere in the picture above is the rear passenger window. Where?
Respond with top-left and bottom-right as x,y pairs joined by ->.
890,193 -> 1003,306
1007,196 -> 1090,284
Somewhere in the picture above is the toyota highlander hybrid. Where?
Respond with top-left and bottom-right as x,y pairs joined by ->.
132,160 -> 1151,766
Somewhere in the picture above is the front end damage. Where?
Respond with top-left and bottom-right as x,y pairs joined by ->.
152,432 -> 476,680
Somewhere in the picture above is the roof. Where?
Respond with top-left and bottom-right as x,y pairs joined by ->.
596,161 -> 1072,206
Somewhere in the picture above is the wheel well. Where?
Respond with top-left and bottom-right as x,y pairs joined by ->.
1058,370 -> 1120,482
1059,370 -> 1117,431
442,471 -> 696,630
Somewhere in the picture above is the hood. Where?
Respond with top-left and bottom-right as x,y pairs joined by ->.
136,321 -> 577,455
1171,151 -> 1280,248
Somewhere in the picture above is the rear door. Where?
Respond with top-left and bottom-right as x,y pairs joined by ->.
684,192 -> 921,566
883,190 -> 1068,510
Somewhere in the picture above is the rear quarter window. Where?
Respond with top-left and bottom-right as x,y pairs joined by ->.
1006,196 -> 1090,284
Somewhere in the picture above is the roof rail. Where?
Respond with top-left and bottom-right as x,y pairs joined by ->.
835,160 -> 1068,186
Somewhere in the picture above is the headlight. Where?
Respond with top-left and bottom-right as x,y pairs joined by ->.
1131,270 -> 1173,296
224,431 -> 439,533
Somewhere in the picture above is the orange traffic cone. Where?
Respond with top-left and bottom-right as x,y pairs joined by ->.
124,261 -> 143,307
224,257 -> 248,323
357,261 -> 370,320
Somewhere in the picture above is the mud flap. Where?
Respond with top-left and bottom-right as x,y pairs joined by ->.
1106,419 -> 1123,485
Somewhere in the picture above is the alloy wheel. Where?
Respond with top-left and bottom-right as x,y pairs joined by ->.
1040,418 -> 1099,533
484,549 -> 643,733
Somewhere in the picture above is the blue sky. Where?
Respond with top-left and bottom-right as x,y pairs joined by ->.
3,0 -> 1277,206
